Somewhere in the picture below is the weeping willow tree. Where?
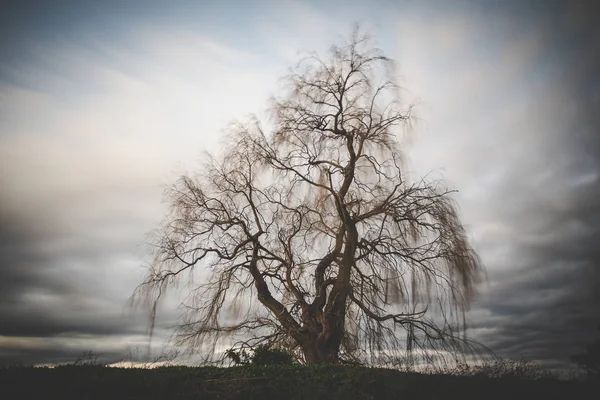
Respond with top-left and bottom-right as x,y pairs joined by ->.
133,28 -> 484,366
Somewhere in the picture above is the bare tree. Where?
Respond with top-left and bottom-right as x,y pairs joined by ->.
133,28 -> 483,366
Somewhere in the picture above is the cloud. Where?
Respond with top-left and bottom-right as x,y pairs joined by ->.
1,0 -> 598,368
393,3 -> 600,367
0,26 -> 283,365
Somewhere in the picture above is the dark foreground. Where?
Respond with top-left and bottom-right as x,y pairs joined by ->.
0,364 -> 596,399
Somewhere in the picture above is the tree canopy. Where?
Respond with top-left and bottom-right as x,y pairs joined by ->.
134,29 -> 483,366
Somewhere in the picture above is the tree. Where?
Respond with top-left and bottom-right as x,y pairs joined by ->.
133,29 -> 483,366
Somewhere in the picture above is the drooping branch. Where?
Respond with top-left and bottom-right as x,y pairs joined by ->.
132,27 -> 484,367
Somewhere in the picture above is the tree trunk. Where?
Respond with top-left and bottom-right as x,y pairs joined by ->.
301,334 -> 342,364
299,207 -> 356,364
299,303 -> 348,364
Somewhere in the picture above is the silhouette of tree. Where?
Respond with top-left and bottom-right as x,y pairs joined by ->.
133,28 -> 483,365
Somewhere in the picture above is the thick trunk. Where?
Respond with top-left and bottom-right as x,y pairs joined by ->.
301,333 -> 343,364
299,300 -> 348,364
300,200 -> 356,364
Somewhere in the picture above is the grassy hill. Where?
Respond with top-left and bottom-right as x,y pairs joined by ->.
0,364 -> 596,399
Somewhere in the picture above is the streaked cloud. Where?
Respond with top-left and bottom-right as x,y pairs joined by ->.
1,0 -> 598,368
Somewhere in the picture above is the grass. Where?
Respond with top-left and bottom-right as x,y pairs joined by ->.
0,362 -> 597,399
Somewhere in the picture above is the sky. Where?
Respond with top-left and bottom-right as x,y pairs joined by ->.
0,0 -> 599,369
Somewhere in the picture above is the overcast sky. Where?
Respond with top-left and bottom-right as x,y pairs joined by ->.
1,0 -> 598,369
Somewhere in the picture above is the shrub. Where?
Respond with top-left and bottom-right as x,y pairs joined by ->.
225,345 -> 295,366
251,345 -> 295,366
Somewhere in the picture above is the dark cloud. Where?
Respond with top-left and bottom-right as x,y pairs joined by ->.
0,0 -> 599,369
466,2 -> 600,366
0,188 -> 178,365
396,0 -> 600,368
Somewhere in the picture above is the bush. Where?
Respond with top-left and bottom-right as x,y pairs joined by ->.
251,345 -> 295,366
225,345 -> 295,366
